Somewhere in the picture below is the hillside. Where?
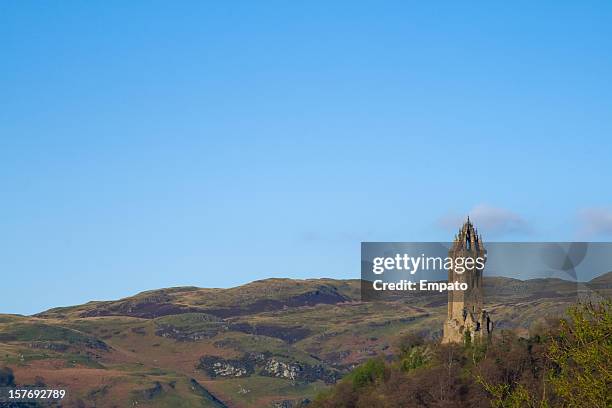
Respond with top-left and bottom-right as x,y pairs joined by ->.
0,275 -> 608,408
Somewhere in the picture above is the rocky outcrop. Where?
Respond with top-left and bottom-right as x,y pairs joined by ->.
197,356 -> 255,378
260,356 -> 338,383
197,353 -> 338,384
262,358 -> 301,380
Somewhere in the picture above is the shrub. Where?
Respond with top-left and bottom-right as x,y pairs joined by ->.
347,358 -> 385,389
400,345 -> 432,372
547,301 -> 611,408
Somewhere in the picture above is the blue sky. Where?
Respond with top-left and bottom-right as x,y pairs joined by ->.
2,2 -> 612,314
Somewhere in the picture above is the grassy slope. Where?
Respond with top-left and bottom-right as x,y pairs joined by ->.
1,273 -> 609,407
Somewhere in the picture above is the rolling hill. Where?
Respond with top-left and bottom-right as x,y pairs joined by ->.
0,273 -> 610,407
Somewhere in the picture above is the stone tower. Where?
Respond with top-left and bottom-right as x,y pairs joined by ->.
442,218 -> 493,343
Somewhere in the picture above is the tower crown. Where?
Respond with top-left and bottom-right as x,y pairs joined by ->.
452,217 -> 484,252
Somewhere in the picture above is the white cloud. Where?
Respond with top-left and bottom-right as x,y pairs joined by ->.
578,207 -> 612,238
437,204 -> 529,237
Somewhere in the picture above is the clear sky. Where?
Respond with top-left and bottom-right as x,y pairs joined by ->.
2,2 -> 612,315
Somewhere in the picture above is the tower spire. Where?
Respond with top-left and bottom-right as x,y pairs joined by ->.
443,218 -> 492,344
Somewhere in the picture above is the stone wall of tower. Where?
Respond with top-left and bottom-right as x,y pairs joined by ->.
442,218 -> 493,344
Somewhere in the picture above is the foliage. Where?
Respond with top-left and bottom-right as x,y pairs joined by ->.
310,358 -> 387,407
547,301 -> 611,408
464,328 -> 472,347
399,345 -> 432,372
478,379 -> 549,408
313,301 -> 612,408
396,331 -> 424,355
346,358 -> 386,389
